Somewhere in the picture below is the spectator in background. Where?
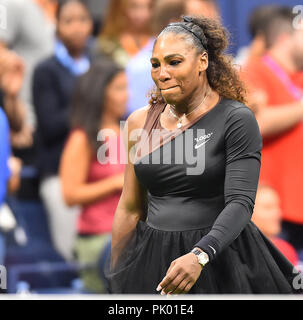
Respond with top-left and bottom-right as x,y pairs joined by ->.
126,0 -> 185,115
235,5 -> 286,67
252,185 -> 299,267
60,60 -> 127,293
242,6 -> 303,259
0,47 -> 34,153
151,0 -> 185,32
95,0 -> 154,67
234,5 -> 282,115
185,0 -> 219,19
80,0 -> 110,36
0,0 -> 57,208
235,5 -> 278,66
33,0 -> 93,261
0,0 -> 56,127
0,48 -> 28,197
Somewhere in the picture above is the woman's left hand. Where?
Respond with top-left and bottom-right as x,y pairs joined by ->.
156,252 -> 203,295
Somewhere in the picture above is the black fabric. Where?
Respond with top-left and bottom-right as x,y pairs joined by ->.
32,56 -> 77,177
105,221 -> 298,293
105,99 -> 301,294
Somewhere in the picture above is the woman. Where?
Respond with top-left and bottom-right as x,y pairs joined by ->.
33,0 -> 93,261
96,0 -> 154,67
60,60 -> 127,293
105,16 -> 301,294
252,184 -> 299,266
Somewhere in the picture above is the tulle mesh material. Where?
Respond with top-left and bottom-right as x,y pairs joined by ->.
104,220 -> 300,294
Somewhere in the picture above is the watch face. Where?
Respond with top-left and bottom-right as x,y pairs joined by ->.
198,252 -> 209,266
191,249 -> 209,266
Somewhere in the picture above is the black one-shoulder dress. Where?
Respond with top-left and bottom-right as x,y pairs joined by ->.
104,98 -> 302,294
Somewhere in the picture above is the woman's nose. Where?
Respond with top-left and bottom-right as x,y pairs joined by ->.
159,66 -> 170,82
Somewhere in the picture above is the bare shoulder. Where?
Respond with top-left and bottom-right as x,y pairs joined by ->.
126,105 -> 150,132
65,128 -> 91,154
68,128 -> 88,144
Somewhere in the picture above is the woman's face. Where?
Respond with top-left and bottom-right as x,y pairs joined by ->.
150,32 -> 208,106
104,72 -> 128,119
57,1 -> 92,53
125,0 -> 153,31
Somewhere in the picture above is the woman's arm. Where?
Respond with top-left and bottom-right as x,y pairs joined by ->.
60,129 -> 124,206
255,101 -> 303,138
110,107 -> 149,266
242,65 -> 303,138
192,106 -> 262,260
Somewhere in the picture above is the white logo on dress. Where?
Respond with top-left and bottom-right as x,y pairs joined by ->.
194,132 -> 213,149
208,245 -> 216,255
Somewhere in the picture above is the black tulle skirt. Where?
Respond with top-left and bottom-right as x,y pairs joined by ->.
104,220 -> 302,294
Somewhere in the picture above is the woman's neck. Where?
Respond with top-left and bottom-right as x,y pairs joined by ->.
66,47 -> 85,60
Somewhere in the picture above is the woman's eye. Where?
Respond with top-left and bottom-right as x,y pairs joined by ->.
152,63 -> 160,68
170,60 -> 181,66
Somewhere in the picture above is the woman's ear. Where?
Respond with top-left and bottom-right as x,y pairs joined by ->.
199,51 -> 208,74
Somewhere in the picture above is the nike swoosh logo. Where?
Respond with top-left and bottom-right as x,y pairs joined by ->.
208,245 -> 216,255
194,139 -> 211,149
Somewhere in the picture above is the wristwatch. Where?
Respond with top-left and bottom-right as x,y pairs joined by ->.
190,248 -> 209,267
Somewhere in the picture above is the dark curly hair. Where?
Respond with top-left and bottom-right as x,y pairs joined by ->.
149,15 -> 246,105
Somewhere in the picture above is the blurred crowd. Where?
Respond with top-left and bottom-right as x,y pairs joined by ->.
0,0 -> 303,294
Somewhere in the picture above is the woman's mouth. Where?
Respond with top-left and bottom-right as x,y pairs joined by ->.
160,85 -> 179,91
